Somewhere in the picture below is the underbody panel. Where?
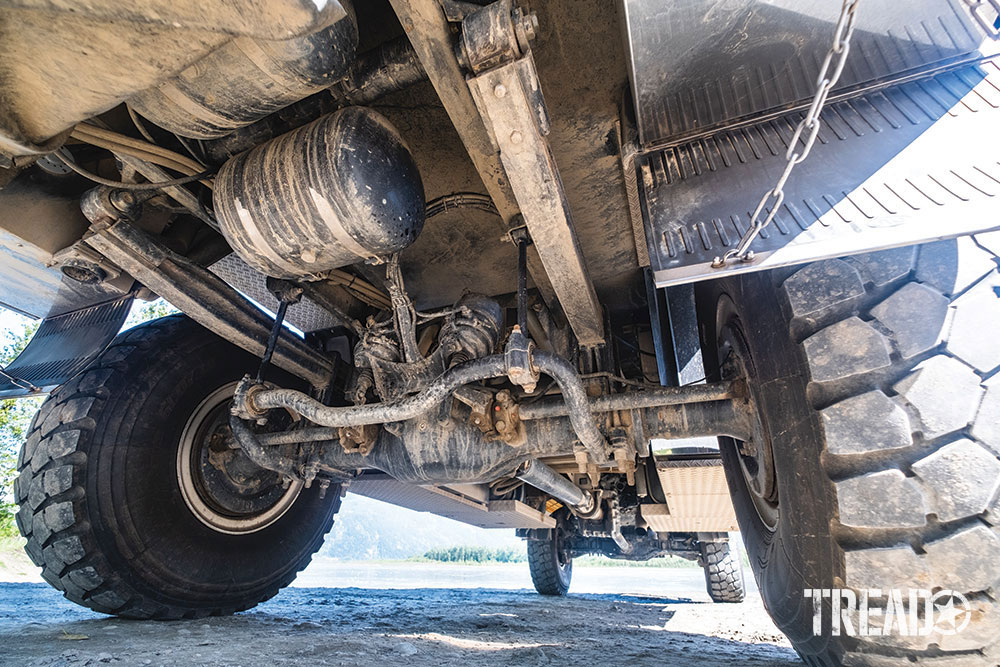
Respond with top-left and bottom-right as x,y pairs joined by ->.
348,472 -> 556,530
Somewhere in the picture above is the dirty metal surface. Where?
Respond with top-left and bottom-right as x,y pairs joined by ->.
642,458 -> 738,533
349,473 -> 556,529
86,220 -> 335,387
622,0 -> 998,148
0,0 -> 347,154
0,295 -> 133,397
468,56 -> 605,345
209,254 -> 344,333
640,58 -> 1000,287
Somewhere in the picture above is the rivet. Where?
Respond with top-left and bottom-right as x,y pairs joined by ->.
494,84 -> 507,98
509,131 -> 523,145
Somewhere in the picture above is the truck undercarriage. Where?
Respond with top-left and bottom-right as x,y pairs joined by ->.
2,1 -> 999,664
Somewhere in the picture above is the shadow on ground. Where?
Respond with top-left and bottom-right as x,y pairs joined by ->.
0,583 -> 799,666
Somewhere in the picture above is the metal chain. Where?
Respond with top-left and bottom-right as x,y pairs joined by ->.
712,0 -> 861,268
0,366 -> 41,393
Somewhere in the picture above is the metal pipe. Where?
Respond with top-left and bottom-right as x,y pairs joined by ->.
532,351 -> 608,463
251,355 -> 507,426
245,349 -> 611,463
516,236 -> 528,333
516,459 -> 595,514
519,380 -> 740,420
330,36 -> 427,106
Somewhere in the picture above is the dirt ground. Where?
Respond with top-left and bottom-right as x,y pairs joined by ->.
0,564 -> 799,667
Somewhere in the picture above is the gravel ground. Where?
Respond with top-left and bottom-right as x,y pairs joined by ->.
0,562 -> 799,667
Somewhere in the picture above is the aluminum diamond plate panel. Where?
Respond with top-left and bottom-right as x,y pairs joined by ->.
210,253 -> 342,332
622,0 -> 997,148
640,59 -> 1000,287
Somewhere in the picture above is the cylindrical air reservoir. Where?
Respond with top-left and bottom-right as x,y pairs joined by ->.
213,107 -> 425,280
128,2 -> 358,139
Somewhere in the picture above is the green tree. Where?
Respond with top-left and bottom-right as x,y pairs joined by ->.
123,298 -> 178,329
1,317 -> 40,536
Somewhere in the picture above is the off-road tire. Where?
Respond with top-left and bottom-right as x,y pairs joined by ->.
701,540 -> 746,603
697,234 -> 1000,665
528,526 -> 573,596
13,315 -> 341,619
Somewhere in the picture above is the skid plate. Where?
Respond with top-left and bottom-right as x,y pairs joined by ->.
349,473 -> 555,530
622,0 -> 997,148
0,295 -> 133,397
642,457 -> 738,533
640,58 -> 1000,287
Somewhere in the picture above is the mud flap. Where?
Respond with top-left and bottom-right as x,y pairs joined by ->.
0,295 -> 133,397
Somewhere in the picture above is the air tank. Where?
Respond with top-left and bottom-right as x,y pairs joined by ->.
213,107 -> 425,280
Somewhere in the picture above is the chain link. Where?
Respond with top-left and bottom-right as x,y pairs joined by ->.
712,0 -> 861,268
0,366 -> 41,393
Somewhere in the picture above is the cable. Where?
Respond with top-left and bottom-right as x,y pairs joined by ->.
70,124 -> 212,188
55,150 -> 215,191
74,123 -> 203,171
324,269 -> 392,310
126,105 -> 157,144
425,192 -> 500,219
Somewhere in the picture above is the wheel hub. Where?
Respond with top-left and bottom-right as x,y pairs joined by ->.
177,382 -> 301,534
717,305 -> 779,531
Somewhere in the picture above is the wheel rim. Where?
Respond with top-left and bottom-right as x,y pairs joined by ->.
554,523 -> 572,576
716,298 -> 779,531
176,382 -> 302,535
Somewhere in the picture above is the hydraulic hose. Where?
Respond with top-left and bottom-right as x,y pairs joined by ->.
242,351 -> 611,463
250,355 -> 507,426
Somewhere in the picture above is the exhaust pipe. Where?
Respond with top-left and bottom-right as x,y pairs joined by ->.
516,459 -> 597,516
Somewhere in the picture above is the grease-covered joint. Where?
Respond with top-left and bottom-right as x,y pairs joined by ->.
504,326 -> 538,393
458,0 -> 535,74
232,374 -> 270,421
228,414 -> 300,481
80,187 -> 144,229
439,294 -> 504,367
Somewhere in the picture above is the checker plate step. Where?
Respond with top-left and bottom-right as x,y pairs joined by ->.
639,58 -> 1000,288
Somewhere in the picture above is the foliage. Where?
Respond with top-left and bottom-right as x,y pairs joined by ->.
123,299 -> 178,329
0,317 -> 40,536
420,546 -> 526,564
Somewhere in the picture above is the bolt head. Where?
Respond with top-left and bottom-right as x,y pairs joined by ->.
509,130 -> 523,145
494,84 -> 507,98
